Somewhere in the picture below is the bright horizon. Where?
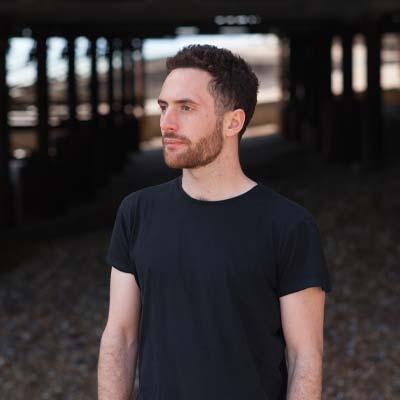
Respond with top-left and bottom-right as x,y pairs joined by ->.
6,33 -> 278,87
5,33 -> 400,95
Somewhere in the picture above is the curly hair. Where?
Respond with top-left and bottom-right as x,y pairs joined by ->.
166,44 -> 259,142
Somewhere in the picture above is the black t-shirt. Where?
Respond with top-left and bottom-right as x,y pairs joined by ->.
106,175 -> 332,400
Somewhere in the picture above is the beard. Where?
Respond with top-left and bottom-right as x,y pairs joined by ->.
162,116 -> 224,170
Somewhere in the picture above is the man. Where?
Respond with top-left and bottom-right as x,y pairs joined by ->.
98,44 -> 332,400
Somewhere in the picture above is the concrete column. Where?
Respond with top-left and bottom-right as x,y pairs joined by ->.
36,35 -> 49,158
0,36 -> 13,227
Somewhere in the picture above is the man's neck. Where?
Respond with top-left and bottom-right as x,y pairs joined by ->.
181,170 -> 257,202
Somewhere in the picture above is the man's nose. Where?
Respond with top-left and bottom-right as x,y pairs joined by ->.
160,108 -> 178,133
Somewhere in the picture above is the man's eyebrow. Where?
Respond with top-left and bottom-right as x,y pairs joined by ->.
157,98 -> 200,106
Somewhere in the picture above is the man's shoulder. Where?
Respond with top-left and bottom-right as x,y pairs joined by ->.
119,177 -> 177,208
257,183 -> 316,226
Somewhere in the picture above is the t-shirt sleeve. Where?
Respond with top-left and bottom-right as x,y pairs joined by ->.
105,196 -> 139,285
277,216 -> 332,297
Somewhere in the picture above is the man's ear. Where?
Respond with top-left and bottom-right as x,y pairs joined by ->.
226,108 -> 246,138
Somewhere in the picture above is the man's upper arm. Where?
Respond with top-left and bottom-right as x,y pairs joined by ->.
279,287 -> 326,360
105,266 -> 141,345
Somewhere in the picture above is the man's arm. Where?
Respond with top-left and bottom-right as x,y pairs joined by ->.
279,286 -> 326,400
98,267 -> 141,400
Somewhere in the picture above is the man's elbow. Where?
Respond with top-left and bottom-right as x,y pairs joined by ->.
287,347 -> 323,375
101,324 -> 139,349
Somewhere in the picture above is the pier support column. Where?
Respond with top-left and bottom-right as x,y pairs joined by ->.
282,34 -> 302,142
36,35 -> 49,158
135,39 -> 146,110
342,30 -> 354,108
107,38 -> 115,117
0,36 -> 13,227
364,22 -> 383,167
67,36 -> 77,126
341,29 -> 361,162
301,32 -> 320,149
120,39 -> 127,113
127,39 -> 136,110
89,37 -> 99,125
317,32 -> 334,160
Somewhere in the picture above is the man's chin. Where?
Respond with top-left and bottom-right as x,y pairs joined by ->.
165,162 -> 184,169
163,156 -> 186,169
164,156 -> 199,169
163,148 -> 183,166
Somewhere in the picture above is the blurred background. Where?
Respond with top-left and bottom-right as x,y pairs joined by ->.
0,1 -> 399,399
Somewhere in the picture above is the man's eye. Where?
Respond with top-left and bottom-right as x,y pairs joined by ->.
182,105 -> 191,111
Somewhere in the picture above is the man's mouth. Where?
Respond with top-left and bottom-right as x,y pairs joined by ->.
163,138 -> 185,146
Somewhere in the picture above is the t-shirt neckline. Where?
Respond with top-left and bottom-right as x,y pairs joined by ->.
176,175 -> 261,205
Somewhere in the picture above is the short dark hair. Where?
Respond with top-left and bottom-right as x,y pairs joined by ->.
166,44 -> 259,142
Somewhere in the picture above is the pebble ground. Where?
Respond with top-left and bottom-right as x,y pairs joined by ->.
1,141 -> 399,400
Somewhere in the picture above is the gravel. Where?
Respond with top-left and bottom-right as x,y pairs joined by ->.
1,150 -> 399,400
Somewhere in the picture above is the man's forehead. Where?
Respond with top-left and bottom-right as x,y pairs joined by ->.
160,68 -> 213,103
166,67 -> 212,81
